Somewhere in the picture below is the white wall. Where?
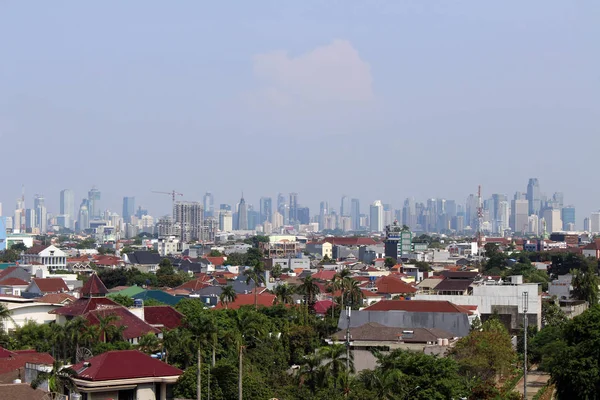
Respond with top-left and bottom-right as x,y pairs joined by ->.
2,303 -> 60,331
137,383 -> 156,400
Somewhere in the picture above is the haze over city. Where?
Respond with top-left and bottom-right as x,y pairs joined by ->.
2,1 -> 599,217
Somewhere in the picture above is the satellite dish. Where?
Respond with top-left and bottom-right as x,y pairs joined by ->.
76,347 -> 93,363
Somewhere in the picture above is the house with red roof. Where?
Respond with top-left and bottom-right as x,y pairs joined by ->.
84,306 -> 160,344
25,278 -> 69,296
50,297 -> 121,324
214,293 -> 277,310
0,266 -> 30,283
21,245 -> 67,271
70,350 -> 182,400
143,306 -> 183,330
374,275 -> 417,298
37,293 -> 76,304
0,278 -> 29,296
0,346 -> 54,384
80,273 -> 109,297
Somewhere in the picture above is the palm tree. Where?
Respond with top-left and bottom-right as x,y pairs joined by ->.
96,313 -> 119,343
138,333 -> 160,354
358,368 -> 405,400
49,323 -> 67,362
274,283 -> 294,305
0,303 -> 14,331
163,328 -> 194,368
31,361 -> 78,395
219,285 -> 237,309
297,275 -> 320,311
332,269 -> 353,306
80,324 -> 100,349
244,261 -> 266,309
344,279 -> 365,308
297,352 -> 325,394
318,343 -> 354,388
66,316 -> 87,363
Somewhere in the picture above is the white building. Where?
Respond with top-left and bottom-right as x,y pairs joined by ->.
590,212 -> 600,234
219,211 -> 233,232
0,297 -> 60,332
156,236 -> 180,256
370,200 -> 383,232
543,208 -> 562,233
528,214 -> 539,235
21,245 -> 67,271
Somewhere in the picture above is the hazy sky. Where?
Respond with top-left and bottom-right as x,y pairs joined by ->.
1,1 -> 599,222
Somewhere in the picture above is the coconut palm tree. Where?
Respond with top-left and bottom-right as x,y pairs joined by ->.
344,279 -> 365,308
31,361 -> 78,395
0,303 -> 14,331
163,328 -> 194,368
297,275 -> 320,311
66,316 -> 87,363
318,343 -> 354,388
138,333 -> 160,354
358,368 -> 405,400
244,261 -> 266,309
273,283 -> 294,305
219,285 -> 237,309
80,324 -> 100,348
296,352 -> 325,394
96,313 -> 119,343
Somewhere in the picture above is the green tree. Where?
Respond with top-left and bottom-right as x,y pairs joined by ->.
138,333 -> 160,354
272,263 -> 283,279
209,249 -> 223,257
571,259 -> 599,305
542,298 -> 567,328
110,294 -> 134,307
297,275 -> 320,311
384,257 -> 396,269
273,284 -> 294,305
244,262 -> 266,310
318,343 -> 354,389
31,361 -> 78,394
219,285 -> 237,309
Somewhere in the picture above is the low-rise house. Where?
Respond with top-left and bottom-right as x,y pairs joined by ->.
133,290 -> 182,306
433,279 -> 473,296
214,293 -> 276,310
70,350 -> 182,400
24,278 -> 69,297
373,275 -> 418,299
582,239 -> 600,259
37,293 -> 76,305
85,306 -> 160,344
0,346 -> 54,384
0,278 -> 29,296
143,306 -> 183,330
0,266 -> 31,283
0,297 -> 61,331
123,251 -> 162,273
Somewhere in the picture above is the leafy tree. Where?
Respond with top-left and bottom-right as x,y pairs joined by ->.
318,343 -> 354,388
11,242 -> 28,252
138,333 -> 160,354
572,259 -> 599,305
542,298 -> 567,328
110,294 -> 134,307
273,284 -> 294,305
383,257 -> 396,269
209,249 -> 223,257
414,261 -> 431,272
271,263 -> 283,279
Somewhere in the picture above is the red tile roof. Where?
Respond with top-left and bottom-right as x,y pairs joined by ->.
0,346 -> 54,376
143,306 -> 183,330
80,273 -> 109,297
214,293 -> 276,309
50,297 -> 120,316
205,256 -> 226,266
313,300 -> 334,314
37,293 -> 76,304
24,245 -> 51,255
30,278 -> 68,293
311,270 -> 336,281
364,300 -> 471,313
361,289 -> 382,298
72,350 -> 182,381
176,278 -> 212,292
375,275 -> 417,294
0,383 -> 49,400
85,306 -> 159,340
0,278 -> 29,286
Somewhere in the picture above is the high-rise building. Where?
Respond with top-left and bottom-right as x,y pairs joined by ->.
465,194 -> 478,228
527,178 -> 541,216
584,217 -> 591,232
402,197 -> 417,231
340,196 -> 351,217
34,195 -> 46,233
173,201 -> 204,241
350,198 -> 360,231
370,200 -> 383,232
203,192 -> 215,217
510,199 -> 529,234
237,195 -> 248,230
497,200 -> 509,233
78,200 -> 90,231
590,212 -> 600,234
297,207 -> 310,225
543,208 -> 562,234
528,214 -> 539,235
60,189 -> 75,230
220,203 -> 232,211
561,206 -> 576,230
122,197 -> 135,223
289,193 -> 298,224
88,187 -> 101,220
260,197 -> 272,224
219,211 -> 233,231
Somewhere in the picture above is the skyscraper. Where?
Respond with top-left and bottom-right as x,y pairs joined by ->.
34,195 -> 46,233
289,193 -> 298,224
122,197 -> 135,222
88,187 -> 101,220
203,192 -> 215,217
60,189 -> 75,229
237,195 -> 248,230
527,178 -> 541,216
370,200 -> 383,232
173,201 -> 204,241
351,198 -> 360,231
402,197 -> 417,230
260,197 -> 272,224
510,199 -> 529,234
340,195 -> 351,217
562,206 -> 576,231
78,200 -> 90,231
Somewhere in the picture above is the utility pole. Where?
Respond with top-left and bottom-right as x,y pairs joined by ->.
345,305 -> 351,372
523,292 -> 529,400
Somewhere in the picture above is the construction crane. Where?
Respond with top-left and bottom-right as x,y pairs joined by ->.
152,190 -> 183,211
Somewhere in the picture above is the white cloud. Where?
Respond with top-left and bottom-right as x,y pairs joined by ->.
241,40 -> 377,135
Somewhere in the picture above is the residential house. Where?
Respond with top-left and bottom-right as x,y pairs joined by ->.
0,267 -> 31,283
85,306 -> 159,344
433,279 -> 473,296
373,275 -> 417,299
214,293 -> 276,309
70,350 -> 182,400
24,278 -> 69,297
21,245 -> 67,271
0,278 -> 29,296
124,251 -> 162,273
0,346 -> 54,384
133,290 -> 182,306
582,239 -> 600,259
0,297 -> 61,331
143,306 -> 183,330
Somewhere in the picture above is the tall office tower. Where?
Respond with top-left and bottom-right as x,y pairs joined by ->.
247,204 -> 259,230
527,178 -> 541,216
88,187 -> 101,220
552,192 -> 564,208
497,200 -> 510,233
203,192 -> 215,217
34,195 -> 47,233
289,193 -> 298,224
402,197 -> 417,230
514,191 -> 527,201
370,200 -> 384,232
528,214 -> 539,235
173,201 -> 204,241
271,211 -> 283,230
465,194 -> 478,228
584,217 -> 591,232
319,201 -> 329,229
543,208 -> 562,233
237,195 -> 248,230
219,211 -> 233,232
340,195 -> 351,217
277,193 -> 286,214
122,197 -> 135,223
510,199 -> 529,234
220,203 -> 232,211
490,194 -> 508,233
590,212 -> 600,233
25,209 -> 35,230
259,197 -> 272,224
78,200 -> 90,231
561,206 -> 576,231
297,207 -> 310,225
350,198 -> 360,230
383,204 -> 394,228
60,189 -> 75,229
445,200 -> 457,219
436,199 -> 446,217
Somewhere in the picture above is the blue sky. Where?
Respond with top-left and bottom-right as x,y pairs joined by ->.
1,1 -> 598,222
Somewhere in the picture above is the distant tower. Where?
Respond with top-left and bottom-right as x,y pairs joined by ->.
289,193 -> 298,224
237,194 -> 248,230
203,192 -> 215,217
526,178 -> 541,216
60,189 -> 75,230
122,197 -> 135,223
88,187 -> 101,220
369,200 -> 383,232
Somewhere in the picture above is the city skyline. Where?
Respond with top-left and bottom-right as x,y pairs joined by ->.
2,2 -> 599,227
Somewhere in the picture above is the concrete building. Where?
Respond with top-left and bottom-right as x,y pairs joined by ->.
21,245 -> 67,271
527,178 -> 541,216
370,200 -> 383,232
590,212 -> 600,233
122,196 -> 135,223
237,195 -> 248,230
562,206 -> 576,230
543,208 -> 562,233
173,201 -> 204,241
510,199 -> 529,234
88,187 -> 102,220
219,210 -> 233,232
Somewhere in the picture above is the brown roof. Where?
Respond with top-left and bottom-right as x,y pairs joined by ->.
0,383 -> 48,400
30,278 -> 69,293
0,347 -> 54,376
80,273 -> 109,297
24,245 -> 51,255
37,293 -> 76,304
434,279 -> 473,292
0,278 -> 29,286
143,306 -> 183,330
214,293 -> 277,310
0,267 -> 19,280
364,300 -> 471,314
375,275 -> 417,294
321,237 -> 378,246
176,278 -> 212,292
85,306 -> 159,340
440,271 -> 479,279
50,297 -> 120,316
332,322 -> 455,343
